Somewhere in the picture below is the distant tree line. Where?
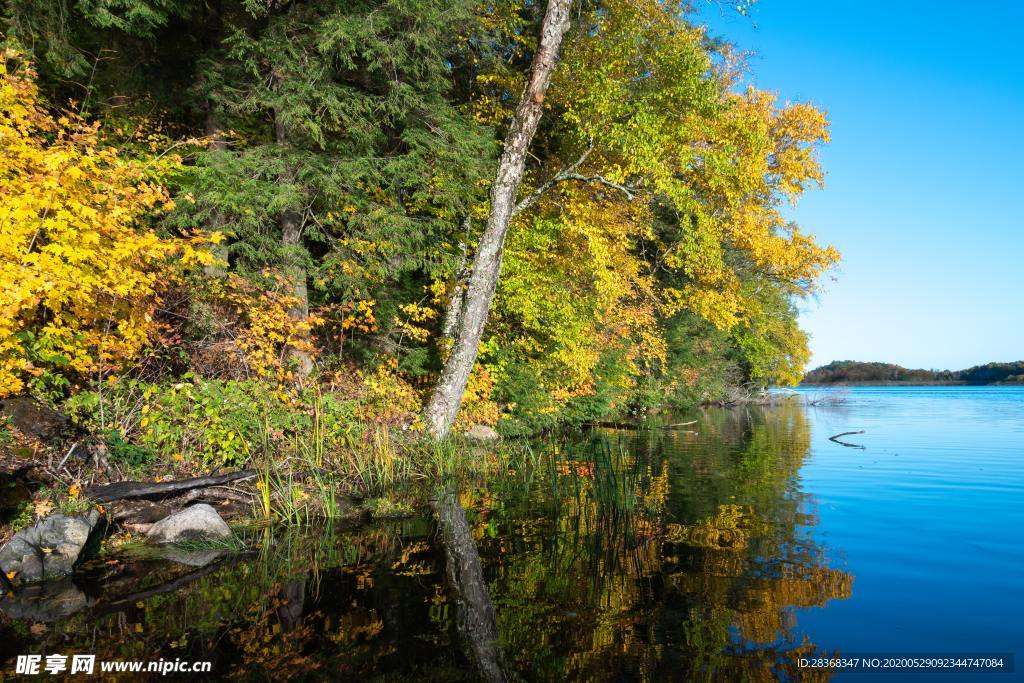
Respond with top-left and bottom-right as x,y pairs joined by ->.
801,360 -> 1024,386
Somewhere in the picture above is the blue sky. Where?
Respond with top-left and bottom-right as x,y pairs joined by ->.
698,1 -> 1024,371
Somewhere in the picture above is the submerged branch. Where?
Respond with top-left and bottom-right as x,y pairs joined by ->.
828,430 -> 866,449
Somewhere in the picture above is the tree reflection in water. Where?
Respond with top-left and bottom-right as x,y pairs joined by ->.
432,488 -> 508,683
485,403 -> 851,681
0,403 -> 851,681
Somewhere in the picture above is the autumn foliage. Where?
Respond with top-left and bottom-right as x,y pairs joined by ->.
1,0 -> 839,437
0,47 -> 213,396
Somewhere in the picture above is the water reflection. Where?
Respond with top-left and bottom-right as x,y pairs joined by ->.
1,402 -> 852,680
488,403 -> 851,681
432,488 -> 508,682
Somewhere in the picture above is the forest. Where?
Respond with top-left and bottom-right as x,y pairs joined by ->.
8,4 -> 1023,680
1,0 -> 837,489
801,360 -> 1024,386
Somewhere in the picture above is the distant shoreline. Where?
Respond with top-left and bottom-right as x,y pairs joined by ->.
800,360 -> 1024,387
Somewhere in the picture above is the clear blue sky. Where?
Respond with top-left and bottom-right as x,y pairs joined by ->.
698,1 -> 1024,371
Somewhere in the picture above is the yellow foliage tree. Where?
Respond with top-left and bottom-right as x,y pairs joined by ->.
0,48 -> 212,396
471,0 -> 839,420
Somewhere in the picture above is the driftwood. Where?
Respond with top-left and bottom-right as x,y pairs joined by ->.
829,430 -> 866,449
170,486 -> 255,506
84,470 -> 257,503
660,420 -> 697,429
587,420 -> 641,430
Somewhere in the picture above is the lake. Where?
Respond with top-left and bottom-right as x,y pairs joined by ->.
2,386 -> 1021,680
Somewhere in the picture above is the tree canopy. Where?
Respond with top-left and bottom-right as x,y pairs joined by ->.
2,0 -> 839,432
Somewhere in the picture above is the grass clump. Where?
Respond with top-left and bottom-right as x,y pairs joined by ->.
362,497 -> 414,520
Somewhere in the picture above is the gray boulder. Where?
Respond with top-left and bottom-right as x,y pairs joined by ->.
0,509 -> 101,581
466,424 -> 500,442
147,504 -> 232,545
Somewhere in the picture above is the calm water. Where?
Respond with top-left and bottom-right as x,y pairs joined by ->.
1,387 -> 1022,680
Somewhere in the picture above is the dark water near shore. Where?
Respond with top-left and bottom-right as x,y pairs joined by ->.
2,387 -> 1022,680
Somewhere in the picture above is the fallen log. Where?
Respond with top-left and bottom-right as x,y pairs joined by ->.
170,486 -> 255,506
84,470 -> 257,503
586,420 -> 641,430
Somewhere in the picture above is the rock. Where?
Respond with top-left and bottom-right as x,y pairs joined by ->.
466,424 -> 500,442
0,397 -> 70,441
155,546 -> 224,568
0,510 -> 101,581
146,504 -> 232,545
0,579 -> 91,621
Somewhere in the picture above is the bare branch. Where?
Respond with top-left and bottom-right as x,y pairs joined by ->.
512,143 -> 595,216
559,172 -> 639,201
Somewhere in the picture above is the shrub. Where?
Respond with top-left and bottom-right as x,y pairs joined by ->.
67,378 -> 361,470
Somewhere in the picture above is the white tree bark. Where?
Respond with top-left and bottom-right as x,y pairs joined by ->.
423,0 -> 573,439
439,217 -> 471,345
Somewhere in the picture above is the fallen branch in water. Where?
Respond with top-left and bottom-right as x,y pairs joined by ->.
829,430 -> 866,449
660,420 -> 697,429
84,470 -> 257,503
806,388 -> 850,406
586,420 -> 640,430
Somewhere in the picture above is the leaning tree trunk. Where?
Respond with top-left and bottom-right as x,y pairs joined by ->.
423,0 -> 573,439
273,107 -> 314,379
439,217 -> 472,346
